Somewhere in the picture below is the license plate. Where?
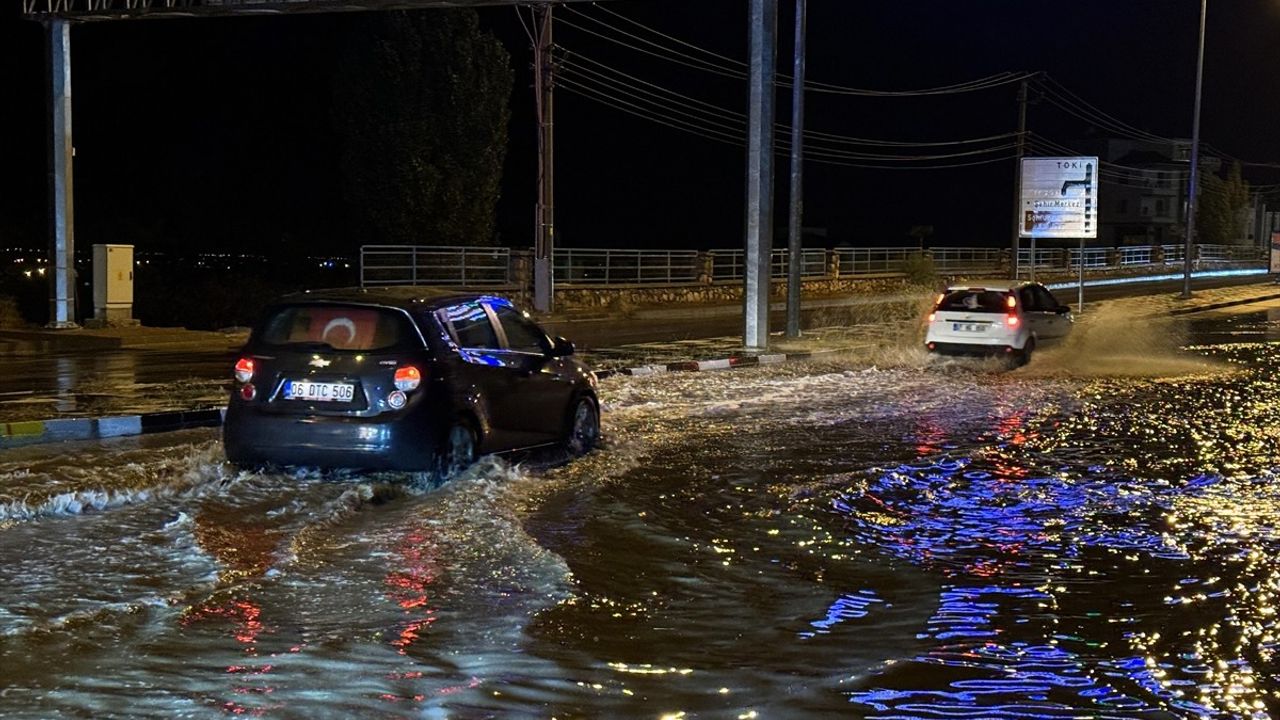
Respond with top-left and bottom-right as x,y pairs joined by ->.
953,323 -> 986,333
284,380 -> 355,402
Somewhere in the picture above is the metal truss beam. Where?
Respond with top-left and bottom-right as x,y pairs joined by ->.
23,0 -> 595,22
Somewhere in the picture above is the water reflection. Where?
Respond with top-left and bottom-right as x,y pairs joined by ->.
7,312 -> 1280,716
836,449 -> 1280,717
182,505 -> 283,714
383,528 -> 439,655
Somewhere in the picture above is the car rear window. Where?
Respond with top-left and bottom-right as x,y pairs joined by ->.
938,290 -> 1009,314
257,304 -> 418,351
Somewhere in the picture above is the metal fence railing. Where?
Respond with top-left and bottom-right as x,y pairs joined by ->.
835,247 -> 919,276
1017,248 -> 1065,275
708,250 -> 747,282
1198,244 -> 1266,264
1068,247 -> 1109,270
710,249 -> 828,282
360,245 -> 510,286
1118,246 -> 1154,266
773,249 -> 829,280
931,247 -> 1004,274
360,243 -> 1270,288
554,248 -> 701,285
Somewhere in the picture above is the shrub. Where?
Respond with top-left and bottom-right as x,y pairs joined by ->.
901,253 -> 938,288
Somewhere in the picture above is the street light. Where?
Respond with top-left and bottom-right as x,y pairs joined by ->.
1181,0 -> 1207,299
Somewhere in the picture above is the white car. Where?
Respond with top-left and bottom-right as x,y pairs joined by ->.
924,282 -> 1073,364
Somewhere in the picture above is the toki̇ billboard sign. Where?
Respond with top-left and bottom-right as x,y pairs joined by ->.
1020,157 -> 1099,239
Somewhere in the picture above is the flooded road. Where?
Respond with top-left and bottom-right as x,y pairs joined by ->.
3,306 -> 1280,718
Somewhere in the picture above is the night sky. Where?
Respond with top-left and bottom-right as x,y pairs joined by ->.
3,1 -> 1280,257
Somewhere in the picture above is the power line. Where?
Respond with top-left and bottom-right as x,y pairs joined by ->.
558,73 -> 1020,170
561,5 -> 1034,97
560,47 -> 1021,159
563,7 -> 1280,175
1035,75 -> 1170,144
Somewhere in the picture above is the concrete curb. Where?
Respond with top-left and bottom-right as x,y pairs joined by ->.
1163,290 -> 1280,317
0,408 -> 226,450
592,347 -> 847,381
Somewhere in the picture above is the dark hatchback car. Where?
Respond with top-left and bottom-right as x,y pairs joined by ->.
223,288 -> 600,474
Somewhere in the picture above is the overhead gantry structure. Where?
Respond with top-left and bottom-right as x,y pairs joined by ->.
25,0 -> 781,350
21,0 -> 596,21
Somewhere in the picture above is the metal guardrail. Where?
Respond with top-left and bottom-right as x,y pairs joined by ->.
555,248 -> 701,285
360,245 -> 510,287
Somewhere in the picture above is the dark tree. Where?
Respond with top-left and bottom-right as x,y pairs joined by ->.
1196,161 -> 1251,246
333,10 -> 513,247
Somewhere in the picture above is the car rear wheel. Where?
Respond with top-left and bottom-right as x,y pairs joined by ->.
565,397 -> 600,457
1017,337 -> 1036,367
439,421 -> 477,479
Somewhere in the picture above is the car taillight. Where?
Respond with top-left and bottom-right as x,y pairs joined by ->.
1006,295 -> 1017,309
394,365 -> 422,391
234,358 -> 255,383
1006,314 -> 1020,327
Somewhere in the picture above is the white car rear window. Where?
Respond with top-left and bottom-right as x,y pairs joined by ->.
938,290 -> 1009,314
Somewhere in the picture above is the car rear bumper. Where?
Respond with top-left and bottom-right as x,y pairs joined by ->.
223,405 -> 443,471
925,341 -> 1021,357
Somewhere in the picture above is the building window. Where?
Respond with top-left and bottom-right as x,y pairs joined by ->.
1118,199 -> 1129,214
1156,199 -> 1168,216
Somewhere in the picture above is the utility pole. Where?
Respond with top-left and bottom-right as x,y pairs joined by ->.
1010,78 -> 1028,281
784,0 -> 807,339
1181,0 -> 1207,299
46,18 -> 77,328
533,5 -> 555,312
742,0 -> 777,350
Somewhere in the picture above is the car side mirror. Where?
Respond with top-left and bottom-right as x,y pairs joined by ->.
549,336 -> 575,357
1056,305 -> 1072,315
